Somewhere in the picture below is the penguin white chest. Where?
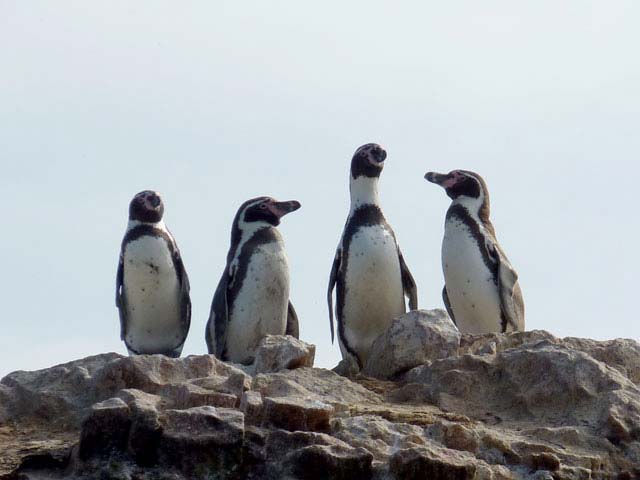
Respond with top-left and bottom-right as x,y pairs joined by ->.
123,235 -> 182,353
442,219 -> 501,334
342,225 -> 405,364
226,241 -> 290,363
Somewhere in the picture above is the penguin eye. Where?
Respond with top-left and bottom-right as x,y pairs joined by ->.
260,204 -> 268,210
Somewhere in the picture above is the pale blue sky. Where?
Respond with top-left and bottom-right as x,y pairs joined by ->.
2,1 -> 639,378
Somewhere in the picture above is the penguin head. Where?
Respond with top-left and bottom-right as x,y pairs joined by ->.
129,190 -> 164,223
425,170 -> 491,218
351,143 -> 387,179
424,170 -> 487,200
235,196 -> 301,230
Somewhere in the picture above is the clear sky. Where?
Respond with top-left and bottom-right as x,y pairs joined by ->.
2,1 -> 639,378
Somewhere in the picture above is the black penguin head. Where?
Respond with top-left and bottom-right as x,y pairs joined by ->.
351,143 -> 387,179
424,170 -> 488,201
129,190 -> 164,223
425,169 -> 491,220
235,196 -> 301,230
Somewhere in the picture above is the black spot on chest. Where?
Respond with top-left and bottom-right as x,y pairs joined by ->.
122,225 -> 185,283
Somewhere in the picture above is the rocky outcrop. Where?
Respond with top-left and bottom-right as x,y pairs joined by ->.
1,312 -> 639,479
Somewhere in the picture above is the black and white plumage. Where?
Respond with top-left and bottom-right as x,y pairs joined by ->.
115,190 -> 191,357
205,196 -> 301,364
328,144 -> 418,368
425,170 -> 524,333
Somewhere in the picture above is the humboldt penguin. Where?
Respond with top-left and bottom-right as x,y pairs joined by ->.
328,143 -> 418,369
425,169 -> 524,333
116,190 -> 191,357
206,196 -> 300,364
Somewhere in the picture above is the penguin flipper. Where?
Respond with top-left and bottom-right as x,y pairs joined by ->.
286,301 -> 300,339
172,247 -> 192,353
398,249 -> 418,310
207,269 -> 231,358
327,248 -> 341,344
115,252 -> 127,341
487,242 -> 523,332
442,286 -> 457,326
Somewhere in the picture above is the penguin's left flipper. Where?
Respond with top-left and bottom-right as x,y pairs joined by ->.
327,248 -> 342,344
206,269 -> 231,357
487,241 -> 522,332
442,286 -> 457,326
398,249 -> 418,310
286,301 -> 299,338
172,247 -> 191,349
115,252 -> 128,341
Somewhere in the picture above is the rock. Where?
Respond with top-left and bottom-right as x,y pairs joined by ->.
252,367 -> 382,414
442,423 -> 480,453
363,309 -> 460,379
287,444 -> 373,480
253,335 -> 316,374
389,446 -> 477,480
3,330 -> 640,479
332,357 -> 360,377
240,391 -> 263,425
563,337 -> 640,385
265,430 -> 373,480
401,340 -> 640,430
78,397 -> 131,460
331,415 -> 426,461
117,389 -> 163,465
162,383 -> 238,409
158,406 -> 245,476
262,396 -> 333,432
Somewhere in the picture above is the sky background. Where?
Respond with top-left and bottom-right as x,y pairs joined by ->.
1,1 -> 639,378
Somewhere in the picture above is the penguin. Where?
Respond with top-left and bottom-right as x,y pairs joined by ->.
424,170 -> 524,334
328,143 -> 418,369
115,190 -> 191,357
205,196 -> 301,364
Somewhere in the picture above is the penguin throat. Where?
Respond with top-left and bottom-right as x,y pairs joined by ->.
349,176 -> 381,210
452,194 -> 489,222
127,219 -> 167,231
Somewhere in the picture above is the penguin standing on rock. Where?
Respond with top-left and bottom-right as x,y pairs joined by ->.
206,196 -> 301,364
116,190 -> 191,357
328,144 -> 418,369
425,170 -> 524,334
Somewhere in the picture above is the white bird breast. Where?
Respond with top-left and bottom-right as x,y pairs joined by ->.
341,225 -> 405,364
442,218 -> 502,334
224,241 -> 290,363
123,235 -> 182,352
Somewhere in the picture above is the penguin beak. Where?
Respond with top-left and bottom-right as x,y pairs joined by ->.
425,171 -> 457,188
268,200 -> 301,218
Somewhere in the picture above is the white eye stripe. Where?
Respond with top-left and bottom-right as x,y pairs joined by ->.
239,200 -> 265,223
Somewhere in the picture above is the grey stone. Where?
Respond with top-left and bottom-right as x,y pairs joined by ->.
389,446 -> 477,480
363,309 -> 460,379
78,397 -> 131,460
262,396 -> 333,432
158,406 -> 245,476
253,334 -> 316,374
240,390 -> 264,425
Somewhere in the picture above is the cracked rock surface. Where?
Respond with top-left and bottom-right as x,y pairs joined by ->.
1,314 -> 640,479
